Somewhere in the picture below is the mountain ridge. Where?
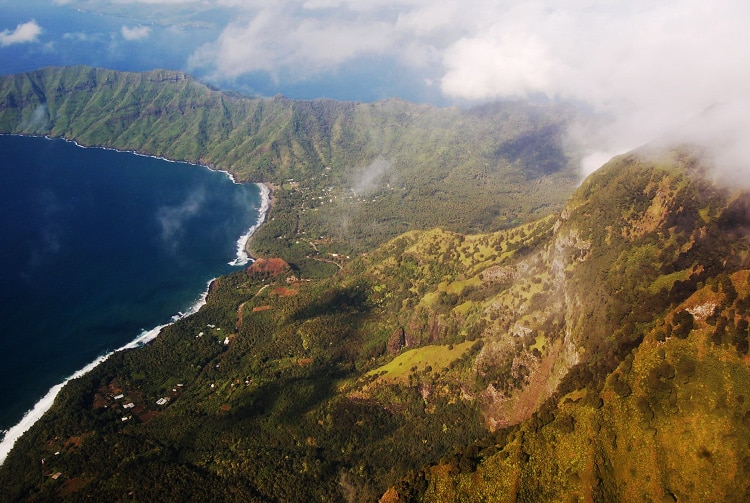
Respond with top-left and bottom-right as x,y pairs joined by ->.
388,148 -> 750,501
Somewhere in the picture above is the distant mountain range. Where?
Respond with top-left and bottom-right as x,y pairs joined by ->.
0,66 -> 748,502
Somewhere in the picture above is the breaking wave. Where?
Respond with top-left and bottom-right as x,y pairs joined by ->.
229,183 -> 270,267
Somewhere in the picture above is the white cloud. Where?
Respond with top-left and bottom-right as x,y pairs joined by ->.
114,0 -> 203,3
156,188 -> 205,254
0,20 -> 43,47
63,31 -> 101,42
53,0 -> 207,6
431,0 -> 750,178
352,157 -> 392,195
189,5 -> 399,79
441,28 -> 559,101
121,25 -> 151,41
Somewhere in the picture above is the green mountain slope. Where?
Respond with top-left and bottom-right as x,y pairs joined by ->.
0,66 -> 580,274
388,148 -> 750,502
393,272 -> 750,502
1,136 -> 749,501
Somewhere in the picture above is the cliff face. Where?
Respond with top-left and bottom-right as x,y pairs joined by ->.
396,272 -> 750,502
388,149 -> 750,502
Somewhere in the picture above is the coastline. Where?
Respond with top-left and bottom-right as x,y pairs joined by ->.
0,136 -> 272,466
230,182 -> 271,266
0,284 -> 208,466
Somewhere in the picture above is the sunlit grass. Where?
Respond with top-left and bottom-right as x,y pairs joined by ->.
366,340 -> 476,382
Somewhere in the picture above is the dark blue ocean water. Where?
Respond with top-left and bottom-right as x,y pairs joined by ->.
0,135 -> 260,432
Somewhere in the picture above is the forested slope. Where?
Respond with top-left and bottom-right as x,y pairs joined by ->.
0,66 -> 581,274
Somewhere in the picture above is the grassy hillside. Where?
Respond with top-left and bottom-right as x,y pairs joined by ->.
394,271 -> 750,502
388,148 -> 750,502
0,66 -> 580,275
1,142 -> 748,501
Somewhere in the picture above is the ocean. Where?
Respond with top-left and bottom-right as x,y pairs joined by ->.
0,135 -> 263,457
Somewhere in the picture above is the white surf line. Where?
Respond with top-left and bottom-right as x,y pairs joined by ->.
0,280 -> 212,466
229,182 -> 271,267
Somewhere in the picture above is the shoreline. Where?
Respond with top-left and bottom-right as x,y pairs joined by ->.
229,182 -> 271,266
0,135 -> 272,466
0,283 -> 209,465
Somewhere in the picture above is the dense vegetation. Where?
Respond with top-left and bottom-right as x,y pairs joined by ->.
0,66 -> 580,276
1,136 -> 750,500
1,68 -> 749,501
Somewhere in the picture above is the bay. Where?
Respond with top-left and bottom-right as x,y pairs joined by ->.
0,135 -> 261,435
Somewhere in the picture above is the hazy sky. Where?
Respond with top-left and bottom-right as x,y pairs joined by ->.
2,0 -> 749,175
